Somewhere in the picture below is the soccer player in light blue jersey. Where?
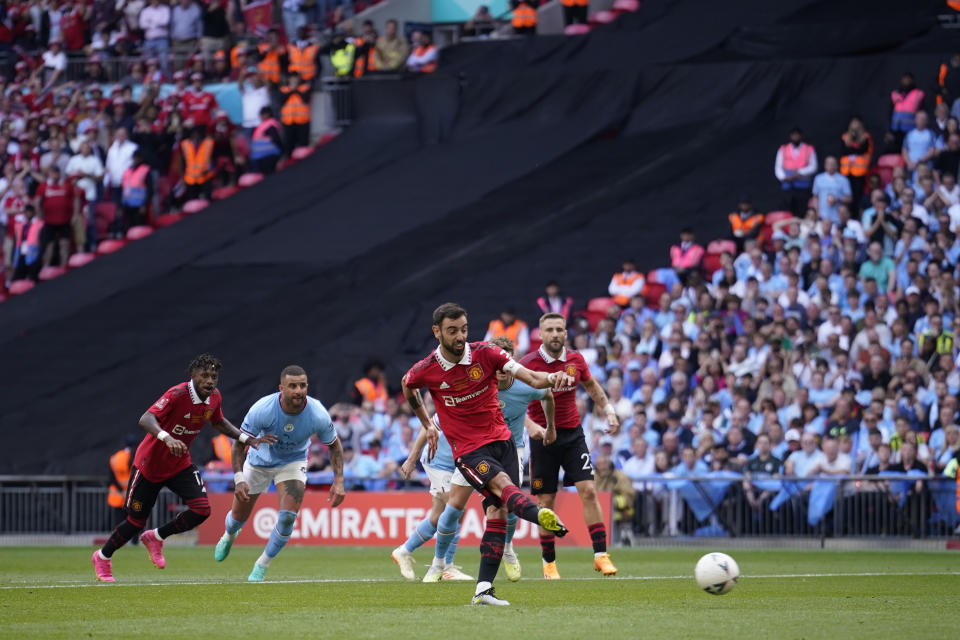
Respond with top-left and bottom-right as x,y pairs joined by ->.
392,416 -> 474,582
213,365 -> 346,581
396,336 -> 556,584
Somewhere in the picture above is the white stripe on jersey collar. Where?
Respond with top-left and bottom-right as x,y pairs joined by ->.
187,380 -> 212,405
435,342 -> 472,371
538,344 -> 567,363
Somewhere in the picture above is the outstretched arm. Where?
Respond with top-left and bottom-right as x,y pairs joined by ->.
582,377 -> 620,434
510,361 -> 573,390
400,426 -> 430,478
212,417 -> 277,450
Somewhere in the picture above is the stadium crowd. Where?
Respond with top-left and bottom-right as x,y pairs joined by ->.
290,61 -> 960,540
1,0 -> 439,284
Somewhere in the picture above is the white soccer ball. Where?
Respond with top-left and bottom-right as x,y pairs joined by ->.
694,552 -> 740,595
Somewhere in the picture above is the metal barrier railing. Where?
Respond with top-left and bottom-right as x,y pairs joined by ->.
613,474 -> 960,544
3,473 -> 956,541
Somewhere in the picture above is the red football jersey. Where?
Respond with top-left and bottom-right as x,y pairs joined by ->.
404,341 -> 513,457
182,90 -> 218,126
520,346 -> 591,430
134,380 -> 224,481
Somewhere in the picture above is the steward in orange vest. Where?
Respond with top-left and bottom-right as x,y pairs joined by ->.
287,27 -> 320,83
209,433 -> 233,469
280,73 -> 312,152
351,360 -> 388,410
181,130 -> 215,200
512,1 -> 537,35
352,20 -> 380,77
729,194 -> 764,252
484,310 -> 530,355
608,260 -> 645,307
839,116 -> 873,212
108,438 -> 137,510
257,29 -> 284,85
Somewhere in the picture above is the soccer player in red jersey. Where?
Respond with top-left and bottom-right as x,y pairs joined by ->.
402,303 -> 574,606
519,312 -> 621,578
91,354 -> 275,582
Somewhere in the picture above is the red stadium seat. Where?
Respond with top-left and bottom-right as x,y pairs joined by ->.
126,225 -> 154,240
706,239 -> 736,255
68,252 -> 96,268
529,327 -> 542,354
587,296 -> 616,312
182,199 -> 209,214
612,0 -> 640,10
238,172 -> 264,188
589,9 -> 620,24
96,238 -> 126,255
292,146 -> 315,160
765,210 -> 793,225
564,23 -> 592,35
8,279 -> 35,295
643,281 -> 667,309
876,153 -> 904,168
702,252 -> 723,278
212,185 -> 240,201
94,201 -> 116,237
316,133 -> 337,147
38,266 -> 67,281
154,213 -> 183,228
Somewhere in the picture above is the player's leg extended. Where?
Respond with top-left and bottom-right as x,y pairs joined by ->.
249,478 -> 303,582
93,468 -> 160,581
487,474 -> 567,536
575,478 -> 617,575
393,493 -> 444,580
424,481 -> 471,582
215,489 -> 261,562
472,503 -> 509,606
528,434 -> 564,578
536,492 -> 561,579
142,465 -> 211,569
501,446 -> 524,582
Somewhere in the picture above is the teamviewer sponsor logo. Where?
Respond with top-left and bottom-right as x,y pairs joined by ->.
442,387 -> 489,407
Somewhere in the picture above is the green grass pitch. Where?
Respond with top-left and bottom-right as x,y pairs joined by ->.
1,546 -> 958,639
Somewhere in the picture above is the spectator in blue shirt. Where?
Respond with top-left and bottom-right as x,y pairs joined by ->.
812,156 -> 853,223
902,111 -> 937,172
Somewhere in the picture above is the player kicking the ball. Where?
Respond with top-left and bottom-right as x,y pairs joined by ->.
401,303 -> 573,606
92,354 -> 275,582
213,365 -> 346,581
520,313 -> 620,579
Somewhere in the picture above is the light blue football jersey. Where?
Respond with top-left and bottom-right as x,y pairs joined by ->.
421,416 -> 456,472
243,393 -> 336,468
497,379 -> 547,447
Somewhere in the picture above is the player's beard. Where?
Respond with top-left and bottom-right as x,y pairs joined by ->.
441,336 -> 465,359
546,337 -> 564,356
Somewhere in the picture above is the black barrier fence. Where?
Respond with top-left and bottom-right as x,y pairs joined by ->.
2,474 -> 958,544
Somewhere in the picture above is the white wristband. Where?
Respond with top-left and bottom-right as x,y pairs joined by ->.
547,372 -> 558,384
238,432 -> 250,444
234,472 -> 245,485
157,430 -> 171,442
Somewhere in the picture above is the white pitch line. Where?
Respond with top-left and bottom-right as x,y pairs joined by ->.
0,570 -> 957,590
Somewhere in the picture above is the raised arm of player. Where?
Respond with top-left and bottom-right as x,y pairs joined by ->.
211,417 -> 278,450
582,376 -> 620,434
401,377 -> 438,460
508,361 -> 574,390
139,410 -> 189,457
400,426 -> 430,479
327,437 -> 346,507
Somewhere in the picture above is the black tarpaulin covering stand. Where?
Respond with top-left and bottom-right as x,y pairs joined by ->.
1,0 -> 955,472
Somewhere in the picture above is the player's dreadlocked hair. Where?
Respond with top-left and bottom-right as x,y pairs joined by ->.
187,353 -> 223,375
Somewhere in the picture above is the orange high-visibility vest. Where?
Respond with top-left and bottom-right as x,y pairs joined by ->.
610,272 -> 643,306
411,45 -> 437,73
182,138 -> 214,185
729,212 -> 764,235
257,43 -> 281,83
839,132 -> 873,178
487,318 -> 529,344
351,37 -> 379,78
512,3 -> 537,28
108,448 -> 132,508
561,0 -> 588,6
230,44 -> 246,69
287,42 -> 319,81
280,84 -> 311,125
354,377 -> 387,405
212,434 -> 232,463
